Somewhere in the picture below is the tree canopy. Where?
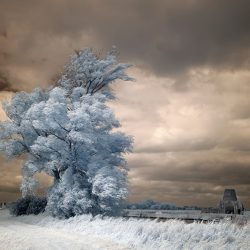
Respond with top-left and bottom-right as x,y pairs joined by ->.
0,49 -> 133,218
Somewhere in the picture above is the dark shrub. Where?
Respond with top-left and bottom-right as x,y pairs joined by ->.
8,196 -> 47,216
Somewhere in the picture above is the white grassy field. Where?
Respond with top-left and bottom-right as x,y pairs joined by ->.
0,209 -> 249,250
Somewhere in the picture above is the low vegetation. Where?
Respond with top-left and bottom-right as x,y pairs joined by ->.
8,196 -> 47,216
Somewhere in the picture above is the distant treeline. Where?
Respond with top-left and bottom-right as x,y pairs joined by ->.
125,200 -> 201,210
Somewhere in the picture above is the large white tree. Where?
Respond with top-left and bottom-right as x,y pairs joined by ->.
0,49 -> 133,218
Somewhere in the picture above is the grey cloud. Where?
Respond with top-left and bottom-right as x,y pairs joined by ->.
1,0 -> 250,90
129,153 -> 250,185
0,72 -> 17,92
135,138 -> 217,153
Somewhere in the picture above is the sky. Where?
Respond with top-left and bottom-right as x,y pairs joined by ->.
0,0 -> 250,208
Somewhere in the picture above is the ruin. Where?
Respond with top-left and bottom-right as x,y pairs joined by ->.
218,189 -> 244,214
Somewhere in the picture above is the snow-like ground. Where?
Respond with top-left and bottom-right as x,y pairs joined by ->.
0,209 -> 249,250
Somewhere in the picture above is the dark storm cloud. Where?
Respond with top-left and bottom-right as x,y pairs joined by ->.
0,72 -> 17,92
1,0 -> 250,90
129,154 -> 250,185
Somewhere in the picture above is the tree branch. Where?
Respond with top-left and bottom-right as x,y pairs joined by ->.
53,118 -> 70,132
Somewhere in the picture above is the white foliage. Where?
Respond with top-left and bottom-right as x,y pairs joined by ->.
0,49 -> 133,217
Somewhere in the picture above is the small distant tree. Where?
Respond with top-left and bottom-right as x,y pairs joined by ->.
126,200 -> 177,210
0,49 -> 133,218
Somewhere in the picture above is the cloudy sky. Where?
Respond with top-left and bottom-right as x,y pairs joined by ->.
1,0 -> 250,208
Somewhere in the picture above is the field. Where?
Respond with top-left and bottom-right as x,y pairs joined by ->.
0,209 -> 249,250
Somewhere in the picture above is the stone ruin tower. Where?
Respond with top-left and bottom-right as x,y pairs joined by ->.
218,189 -> 244,214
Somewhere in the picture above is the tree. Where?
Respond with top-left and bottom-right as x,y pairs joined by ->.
0,49 -> 133,218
